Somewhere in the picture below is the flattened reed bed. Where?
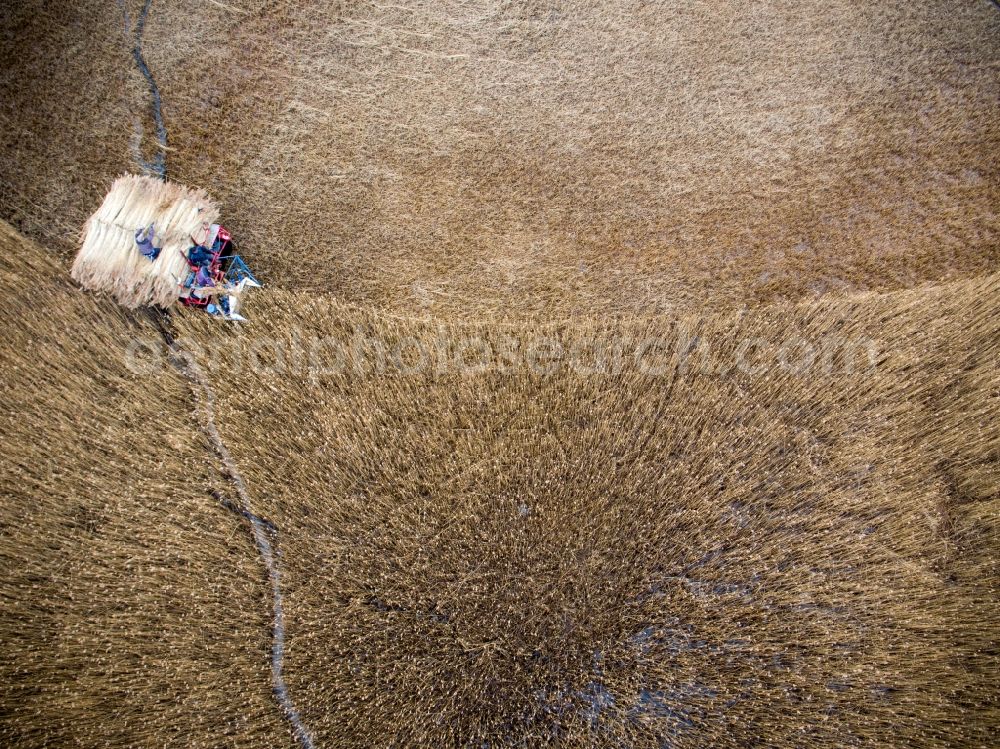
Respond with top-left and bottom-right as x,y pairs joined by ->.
169,276 -> 1000,747
3,0 -> 1000,316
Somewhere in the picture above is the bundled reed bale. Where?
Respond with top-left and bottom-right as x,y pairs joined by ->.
72,174 -> 218,308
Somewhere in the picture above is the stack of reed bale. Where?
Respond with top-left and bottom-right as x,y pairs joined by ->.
72,175 -> 218,308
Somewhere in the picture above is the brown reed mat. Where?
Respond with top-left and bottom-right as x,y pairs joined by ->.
0,221 -> 294,747
164,273 -> 1000,747
3,1 -> 1000,317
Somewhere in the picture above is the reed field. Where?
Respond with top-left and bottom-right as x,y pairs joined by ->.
0,0 -> 999,746
169,277 -> 999,747
3,214 -> 997,745
0,222 -> 291,746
